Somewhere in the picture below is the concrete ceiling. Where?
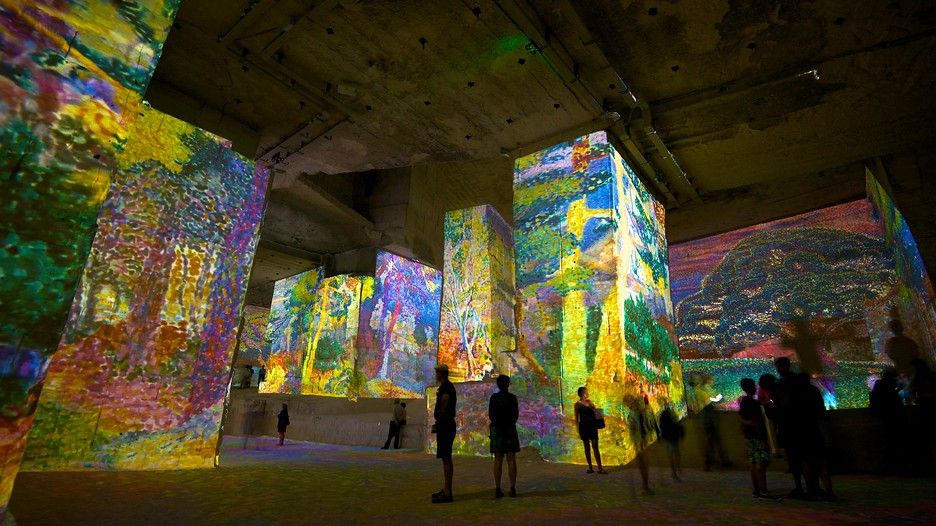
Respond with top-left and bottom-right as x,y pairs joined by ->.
149,0 -> 936,306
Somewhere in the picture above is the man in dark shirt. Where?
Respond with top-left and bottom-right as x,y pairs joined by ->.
432,364 -> 457,503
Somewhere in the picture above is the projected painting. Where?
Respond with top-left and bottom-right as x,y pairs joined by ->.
508,131 -> 682,464
301,275 -> 371,398
0,0 -> 179,510
357,251 -> 442,398
439,205 -> 515,381
867,173 -> 936,363
21,106 -> 268,471
671,200 -> 899,409
260,268 -> 324,395
236,306 -> 271,364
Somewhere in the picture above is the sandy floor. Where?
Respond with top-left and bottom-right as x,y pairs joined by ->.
9,437 -> 936,525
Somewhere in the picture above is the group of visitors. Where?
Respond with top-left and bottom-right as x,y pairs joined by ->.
267,320 -> 934,506
738,357 -> 834,501
431,364 -> 519,503
430,364 -> 685,503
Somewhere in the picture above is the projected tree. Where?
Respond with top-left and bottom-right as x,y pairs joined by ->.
677,227 -> 896,358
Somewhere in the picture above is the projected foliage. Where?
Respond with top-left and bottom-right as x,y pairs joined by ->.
500,131 -> 682,464
0,0 -> 180,510
357,251 -> 442,398
236,306 -> 271,364
23,106 -> 269,470
301,275 -> 371,398
439,205 -> 515,381
866,174 -> 936,365
260,268 -> 325,395
670,200 -> 902,408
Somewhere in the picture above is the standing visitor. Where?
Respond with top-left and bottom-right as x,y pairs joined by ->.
381,399 -> 406,450
773,356 -> 804,497
277,403 -> 289,446
739,378 -> 779,500
627,395 -> 655,493
885,319 -> 920,374
489,374 -> 520,498
258,366 -> 267,385
574,387 -> 607,474
658,403 -> 684,481
431,364 -> 457,503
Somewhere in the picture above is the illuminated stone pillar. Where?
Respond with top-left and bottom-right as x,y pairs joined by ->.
438,205 -> 515,381
514,131 -> 682,464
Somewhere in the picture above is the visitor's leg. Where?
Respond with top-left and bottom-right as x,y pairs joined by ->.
507,452 -> 517,492
443,458 -> 454,497
583,440 -> 593,470
279,432 -> 285,445
638,451 -> 650,489
382,422 -> 395,449
394,424 -> 402,449
493,453 -> 504,491
592,439 -> 603,471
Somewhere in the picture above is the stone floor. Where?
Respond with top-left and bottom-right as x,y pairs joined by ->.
9,437 -> 936,525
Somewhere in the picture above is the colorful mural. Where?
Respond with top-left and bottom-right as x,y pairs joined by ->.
506,131 -> 681,464
0,0 -> 179,512
235,306 -> 270,365
21,105 -> 269,471
439,205 -> 515,381
866,172 -> 936,364
670,200 -> 899,408
301,275 -> 371,398
357,251 -> 442,398
259,268 -> 324,395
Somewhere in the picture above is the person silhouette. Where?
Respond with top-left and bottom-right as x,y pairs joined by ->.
489,375 -> 520,498
575,387 -> 607,475
886,319 -> 920,374
277,403 -> 289,446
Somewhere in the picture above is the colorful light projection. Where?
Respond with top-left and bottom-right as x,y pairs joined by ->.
301,275 -> 372,398
235,305 -> 271,365
670,200 -> 900,409
21,105 -> 269,471
259,268 -> 325,395
0,0 -> 179,511
505,131 -> 682,464
867,172 -> 936,363
439,205 -> 515,381
357,251 -> 443,398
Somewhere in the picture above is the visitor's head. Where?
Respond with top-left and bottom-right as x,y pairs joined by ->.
281,403 -> 288,411
890,318 -> 904,335
577,386 -> 588,399
740,378 -> 756,395
774,356 -> 792,376
401,402 -> 406,408
394,398 -> 401,405
434,363 -> 449,383
758,373 -> 777,390
496,374 -> 510,392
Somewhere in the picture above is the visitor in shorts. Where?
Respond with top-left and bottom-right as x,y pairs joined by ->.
489,374 -> 520,498
431,364 -> 457,503
739,378 -> 779,500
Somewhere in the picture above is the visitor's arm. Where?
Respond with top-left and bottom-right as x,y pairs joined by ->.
439,393 -> 450,418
